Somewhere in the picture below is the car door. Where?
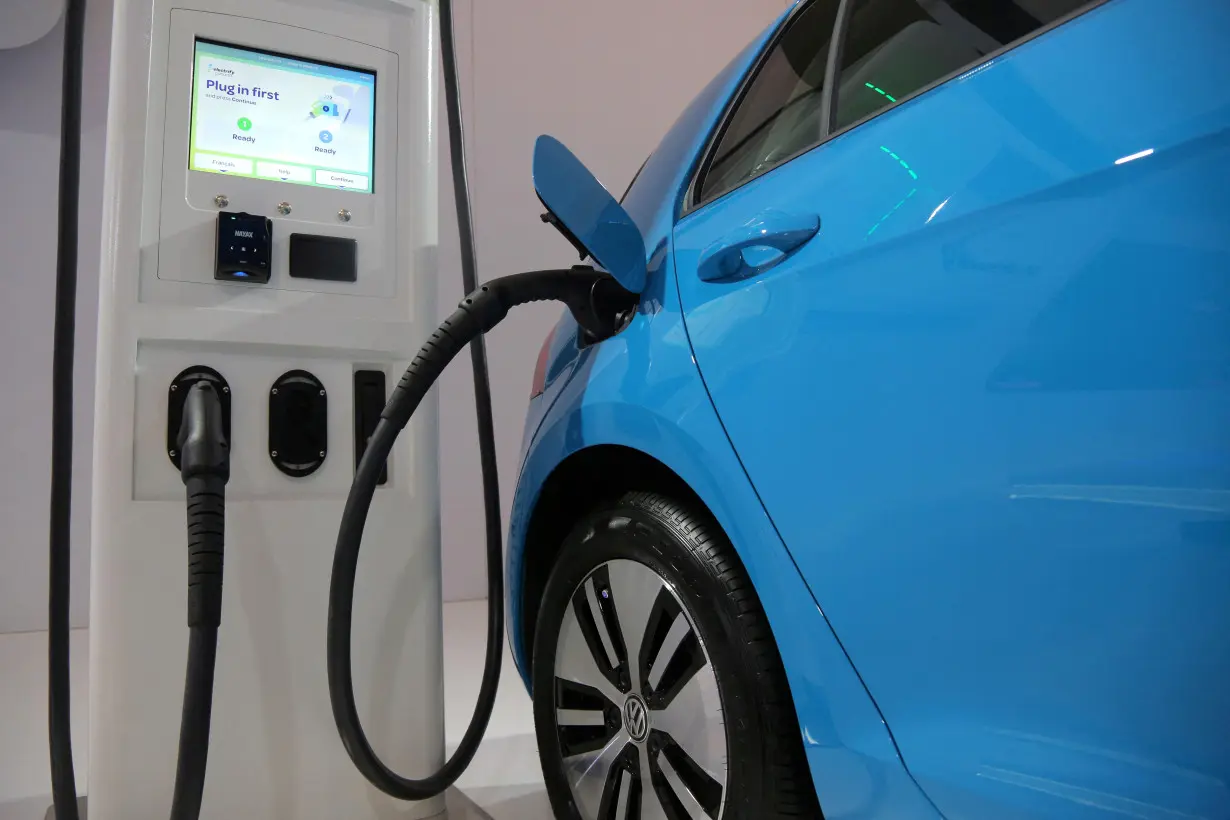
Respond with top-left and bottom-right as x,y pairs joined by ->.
673,1 -> 1230,818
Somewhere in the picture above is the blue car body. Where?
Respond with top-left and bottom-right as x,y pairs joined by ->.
507,1 -> 1230,817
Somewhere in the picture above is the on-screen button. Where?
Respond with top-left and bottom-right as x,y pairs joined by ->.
314,170 -> 368,190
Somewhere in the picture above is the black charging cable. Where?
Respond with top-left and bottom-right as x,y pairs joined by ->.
327,268 -> 634,799
169,381 -> 231,820
322,0 -> 517,799
326,0 -> 635,799
50,375 -> 231,820
48,0 -> 88,816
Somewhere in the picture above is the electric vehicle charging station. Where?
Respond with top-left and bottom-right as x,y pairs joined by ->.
42,0 -> 640,809
84,0 -> 446,816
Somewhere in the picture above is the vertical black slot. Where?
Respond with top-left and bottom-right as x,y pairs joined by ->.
353,370 -> 388,485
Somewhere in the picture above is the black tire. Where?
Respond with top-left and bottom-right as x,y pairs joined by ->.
532,491 -> 823,819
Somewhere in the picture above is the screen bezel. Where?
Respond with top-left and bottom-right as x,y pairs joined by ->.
188,37 -> 378,194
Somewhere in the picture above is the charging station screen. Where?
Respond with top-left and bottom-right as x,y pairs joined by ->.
189,40 -> 376,193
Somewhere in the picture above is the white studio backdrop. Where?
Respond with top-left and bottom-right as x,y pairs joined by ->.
0,0 -> 789,634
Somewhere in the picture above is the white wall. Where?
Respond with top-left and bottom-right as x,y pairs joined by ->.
0,0 -> 786,633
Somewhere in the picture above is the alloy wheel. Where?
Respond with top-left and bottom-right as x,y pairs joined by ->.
552,558 -> 727,819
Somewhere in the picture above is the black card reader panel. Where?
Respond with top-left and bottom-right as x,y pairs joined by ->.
353,370 -> 388,485
289,233 -> 358,282
215,211 -> 272,283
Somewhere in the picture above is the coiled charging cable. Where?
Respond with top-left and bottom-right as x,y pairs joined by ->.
324,0 -> 634,799
326,267 -> 633,798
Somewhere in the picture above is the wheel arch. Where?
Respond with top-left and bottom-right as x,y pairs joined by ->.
517,443 -> 710,684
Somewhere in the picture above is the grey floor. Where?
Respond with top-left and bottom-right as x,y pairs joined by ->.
0,601 -> 550,820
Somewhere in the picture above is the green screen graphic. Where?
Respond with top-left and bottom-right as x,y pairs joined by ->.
189,40 -> 376,193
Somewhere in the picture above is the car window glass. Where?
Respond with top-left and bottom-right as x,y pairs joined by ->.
698,0 -> 841,205
833,0 -> 1093,131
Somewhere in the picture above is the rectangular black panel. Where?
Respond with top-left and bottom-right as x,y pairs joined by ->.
353,370 -> 388,485
289,233 -> 358,282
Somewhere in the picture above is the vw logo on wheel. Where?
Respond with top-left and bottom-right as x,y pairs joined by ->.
623,695 -> 650,743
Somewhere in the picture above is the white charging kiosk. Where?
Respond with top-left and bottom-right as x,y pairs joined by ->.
89,0 -> 444,816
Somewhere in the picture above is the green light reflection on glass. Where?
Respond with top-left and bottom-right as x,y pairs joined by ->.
865,82 -> 897,102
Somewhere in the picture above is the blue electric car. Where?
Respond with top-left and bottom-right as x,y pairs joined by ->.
508,1 -> 1230,817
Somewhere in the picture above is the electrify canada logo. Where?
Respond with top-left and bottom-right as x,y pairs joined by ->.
206,63 -> 234,76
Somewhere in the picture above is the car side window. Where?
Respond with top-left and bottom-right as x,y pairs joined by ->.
697,0 -> 841,205
833,0 -> 1094,131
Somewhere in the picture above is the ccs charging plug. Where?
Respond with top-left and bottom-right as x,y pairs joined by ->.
215,211 -> 272,284
166,379 -> 231,817
177,381 -> 230,629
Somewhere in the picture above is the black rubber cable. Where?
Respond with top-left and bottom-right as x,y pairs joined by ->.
328,267 -> 624,798
168,626 -> 220,820
169,381 -> 230,820
50,29 -> 229,795
438,0 -> 500,550
326,4 -> 638,799
49,0 -> 88,817
438,0 -> 510,765
438,0 -> 510,788
322,0 -> 506,799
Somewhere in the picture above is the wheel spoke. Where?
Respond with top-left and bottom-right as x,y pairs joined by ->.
585,574 -> 622,670
556,678 -> 620,761
652,667 -> 725,783
595,750 -> 640,820
557,708 -> 607,727
640,594 -> 706,710
646,610 -> 691,692
557,602 -> 625,705
566,565 -> 632,695
639,745 -> 670,820
656,747 -> 719,820
564,729 -> 632,820
614,770 -> 634,820
605,560 -> 667,693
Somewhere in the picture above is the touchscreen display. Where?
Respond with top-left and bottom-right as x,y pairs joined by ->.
189,39 -> 376,193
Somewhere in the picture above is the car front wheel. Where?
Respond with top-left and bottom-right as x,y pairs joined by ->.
532,491 -> 822,819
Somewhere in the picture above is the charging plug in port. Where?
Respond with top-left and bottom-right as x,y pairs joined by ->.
268,370 -> 328,478
168,366 -> 232,469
